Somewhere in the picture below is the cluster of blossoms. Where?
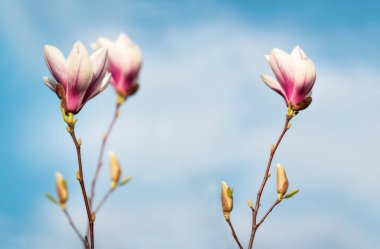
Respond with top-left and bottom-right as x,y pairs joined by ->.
43,33 -> 142,116
43,33 -> 142,249
43,36 -> 316,249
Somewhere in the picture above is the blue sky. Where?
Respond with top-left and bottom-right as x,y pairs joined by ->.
0,0 -> 380,248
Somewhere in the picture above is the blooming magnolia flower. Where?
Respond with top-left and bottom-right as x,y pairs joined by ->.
92,33 -> 142,98
261,46 -> 316,110
43,41 -> 111,114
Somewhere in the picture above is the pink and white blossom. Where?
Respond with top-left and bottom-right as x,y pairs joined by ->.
261,46 -> 316,108
43,41 -> 111,114
92,33 -> 142,97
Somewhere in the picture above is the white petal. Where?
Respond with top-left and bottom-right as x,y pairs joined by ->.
291,46 -> 307,59
268,48 -> 295,96
67,41 -> 93,92
120,43 -> 143,73
116,33 -> 133,47
42,76 -> 58,91
92,37 -> 113,50
43,45 -> 67,85
99,72 -> 111,91
90,47 -> 108,79
85,72 -> 111,101
291,58 -> 316,102
260,74 -> 288,102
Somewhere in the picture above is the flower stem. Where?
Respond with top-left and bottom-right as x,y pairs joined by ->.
226,218 -> 244,249
68,125 -> 94,249
86,103 -> 122,241
94,188 -> 114,213
89,103 -> 121,209
247,115 -> 292,249
256,200 -> 281,228
62,208 -> 87,247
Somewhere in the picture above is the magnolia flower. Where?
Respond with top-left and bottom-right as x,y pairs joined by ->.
43,41 -> 111,114
221,181 -> 233,220
109,151 -> 122,189
261,46 -> 316,110
56,172 -> 68,209
92,33 -> 142,98
276,164 -> 289,200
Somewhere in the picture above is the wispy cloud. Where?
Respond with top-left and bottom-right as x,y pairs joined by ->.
1,1 -> 380,248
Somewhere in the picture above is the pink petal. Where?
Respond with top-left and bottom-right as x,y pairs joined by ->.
115,34 -> 142,74
43,45 -> 67,86
82,48 -> 108,102
66,41 -> 93,113
83,72 -> 111,102
90,47 -> 108,80
291,58 -> 316,104
260,75 -> 288,104
268,48 -> 295,98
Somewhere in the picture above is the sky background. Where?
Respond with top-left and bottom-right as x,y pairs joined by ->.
0,0 -> 380,248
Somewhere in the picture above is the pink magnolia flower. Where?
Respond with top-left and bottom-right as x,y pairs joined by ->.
43,41 -> 111,114
92,33 -> 142,98
261,46 -> 316,109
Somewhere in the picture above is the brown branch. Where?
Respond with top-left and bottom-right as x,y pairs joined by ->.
256,200 -> 281,228
68,125 -> 95,249
226,219 -> 244,249
85,103 -> 121,240
247,115 -> 292,249
94,188 -> 114,213
62,208 -> 87,247
89,104 -> 120,209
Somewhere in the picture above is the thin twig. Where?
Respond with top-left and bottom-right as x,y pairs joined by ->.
89,104 -> 121,209
86,103 -> 121,240
226,219 -> 244,249
256,200 -> 281,228
68,125 -> 95,249
62,208 -> 87,246
95,188 -> 114,213
247,115 -> 292,249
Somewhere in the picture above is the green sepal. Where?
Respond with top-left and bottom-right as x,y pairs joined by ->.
119,176 -> 132,186
284,189 -> 300,199
62,179 -> 67,190
227,187 -> 233,198
46,193 -> 58,204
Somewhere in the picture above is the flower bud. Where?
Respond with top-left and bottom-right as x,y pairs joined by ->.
221,181 -> 233,220
277,164 -> 289,200
109,151 -> 122,189
55,172 -> 68,209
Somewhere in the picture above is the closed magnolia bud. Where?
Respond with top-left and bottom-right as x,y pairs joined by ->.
55,172 -> 68,209
221,181 -> 233,220
109,151 -> 122,189
277,164 -> 289,200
